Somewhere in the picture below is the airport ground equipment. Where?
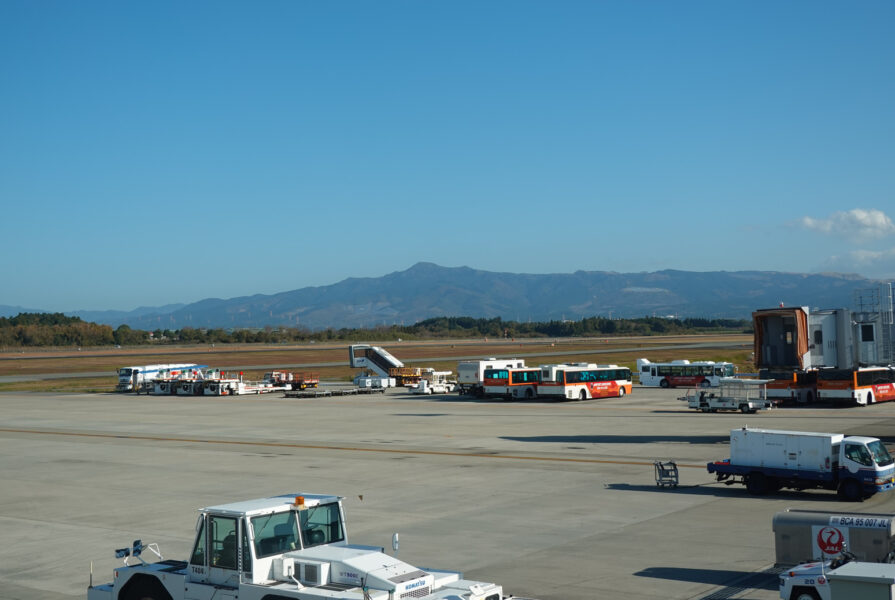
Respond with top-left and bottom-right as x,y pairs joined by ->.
653,460 -> 679,488
707,428 -> 895,501
116,363 -> 202,392
456,358 -> 526,396
87,493 -> 526,600
411,371 -> 456,394
773,509 -> 895,566
263,371 -> 320,390
353,374 -> 396,388
349,344 -> 423,386
755,286 -> 894,405
779,550 -> 895,600
778,548 -> 856,600
680,378 -> 773,413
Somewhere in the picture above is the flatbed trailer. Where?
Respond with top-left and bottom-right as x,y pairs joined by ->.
680,378 -> 773,413
284,387 -> 386,398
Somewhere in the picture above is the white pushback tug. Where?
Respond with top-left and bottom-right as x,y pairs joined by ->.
88,493 -> 527,600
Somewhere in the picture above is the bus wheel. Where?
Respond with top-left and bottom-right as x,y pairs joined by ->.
525,388 -> 533,399
700,380 -> 711,388
659,379 -> 670,388
579,389 -> 587,401
618,387 -> 626,398
868,392 -> 874,405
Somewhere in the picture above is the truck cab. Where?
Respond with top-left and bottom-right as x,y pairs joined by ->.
838,436 -> 895,498
89,494 -> 508,600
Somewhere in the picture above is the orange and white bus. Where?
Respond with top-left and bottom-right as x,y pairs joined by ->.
816,367 -> 895,406
482,367 -> 542,399
538,363 -> 632,400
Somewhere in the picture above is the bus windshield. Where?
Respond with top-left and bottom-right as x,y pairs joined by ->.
868,440 -> 894,467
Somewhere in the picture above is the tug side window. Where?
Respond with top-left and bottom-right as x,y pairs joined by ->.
190,518 -> 207,566
300,503 -> 344,547
210,516 -> 238,570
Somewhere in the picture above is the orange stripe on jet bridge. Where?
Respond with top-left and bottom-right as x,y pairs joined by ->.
0,427 -> 706,468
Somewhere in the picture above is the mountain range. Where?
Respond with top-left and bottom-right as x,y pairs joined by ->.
4,263 -> 886,330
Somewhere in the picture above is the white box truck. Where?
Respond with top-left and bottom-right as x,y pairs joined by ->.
708,427 -> 895,501
457,358 -> 525,396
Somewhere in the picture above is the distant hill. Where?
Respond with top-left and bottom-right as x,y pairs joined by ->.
83,263 -> 880,330
70,304 -> 186,325
0,304 -> 46,318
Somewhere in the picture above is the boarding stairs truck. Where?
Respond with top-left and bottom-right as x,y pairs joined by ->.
680,378 -> 773,413
88,493 -> 532,600
707,428 -> 895,501
349,344 -> 422,386
457,359 -> 526,397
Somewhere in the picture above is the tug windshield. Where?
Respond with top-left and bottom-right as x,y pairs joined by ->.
868,440 -> 894,467
252,511 -> 299,557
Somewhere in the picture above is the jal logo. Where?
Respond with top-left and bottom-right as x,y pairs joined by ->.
817,526 -> 845,554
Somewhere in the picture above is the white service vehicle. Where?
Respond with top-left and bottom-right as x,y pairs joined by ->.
88,493 -> 525,600
411,371 -> 456,395
116,364 -> 201,392
779,549 -> 856,600
457,359 -> 526,397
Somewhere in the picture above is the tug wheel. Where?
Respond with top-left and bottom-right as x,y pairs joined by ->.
121,575 -> 172,600
790,588 -> 820,600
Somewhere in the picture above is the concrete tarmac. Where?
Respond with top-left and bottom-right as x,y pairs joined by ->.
3,387 -> 895,600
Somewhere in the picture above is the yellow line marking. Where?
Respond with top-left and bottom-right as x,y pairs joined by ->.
0,427 -> 706,468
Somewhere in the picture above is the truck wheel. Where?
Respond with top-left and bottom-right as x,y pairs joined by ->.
746,472 -> 768,495
838,479 -> 863,502
790,588 -> 821,600
121,575 -> 172,600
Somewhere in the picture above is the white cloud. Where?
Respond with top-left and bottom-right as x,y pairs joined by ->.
800,208 -> 895,239
820,248 -> 895,278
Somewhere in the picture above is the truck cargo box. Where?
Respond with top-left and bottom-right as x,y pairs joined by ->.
773,509 -> 895,565
730,428 -> 843,472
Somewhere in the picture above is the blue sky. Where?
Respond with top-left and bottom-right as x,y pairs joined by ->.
1,1 -> 893,312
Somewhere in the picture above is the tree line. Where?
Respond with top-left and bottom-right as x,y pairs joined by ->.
0,312 -> 751,348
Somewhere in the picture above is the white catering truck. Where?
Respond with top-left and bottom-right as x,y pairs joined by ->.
707,428 -> 895,501
88,493 -> 530,600
457,358 -> 525,396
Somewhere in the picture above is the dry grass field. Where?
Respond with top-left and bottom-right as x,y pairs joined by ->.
0,334 -> 753,393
